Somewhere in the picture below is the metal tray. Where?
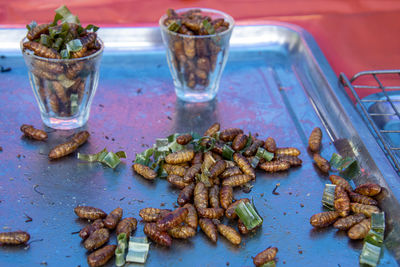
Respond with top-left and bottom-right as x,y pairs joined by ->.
0,24 -> 399,266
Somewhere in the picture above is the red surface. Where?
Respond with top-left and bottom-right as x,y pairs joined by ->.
1,0 -> 399,99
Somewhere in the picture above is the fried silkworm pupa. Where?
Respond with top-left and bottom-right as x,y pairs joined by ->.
23,41 -> 61,59
310,211 -> 339,227
212,152 -> 223,161
333,213 -> 366,231
72,131 -> 90,146
139,208 -> 171,222
194,182 -> 209,209
225,160 -> 236,168
183,163 -> 202,183
216,223 -> 241,245
276,155 -> 302,167
183,203 -> 198,229
354,183 -> 382,197
197,207 -> 225,219
133,163 -> 157,180
275,147 -> 300,157
83,228 -> 110,251
87,244 -> 117,267
243,139 -> 264,157
211,142 -> 224,155
143,223 -> 172,247
220,185 -> 233,209
350,203 -> 380,217
233,153 -> 255,179
199,218 -> 218,243
165,150 -> 195,164
167,174 -> 189,189
65,62 -> 84,79
232,133 -> 248,151
220,166 -> 242,179
156,207 -> 188,231
74,206 -> 107,220
103,207 -> 123,230
192,151 -> 203,165
48,141 -> 78,159
27,23 -> 50,40
20,124 -> 47,141
225,198 -> 250,219
209,160 -> 227,178
178,183 -> 195,206
253,247 -> 278,267
168,225 -> 196,239
308,127 -> 322,153
204,122 -> 220,137
334,186 -> 350,217
0,231 -> 30,245
222,174 -> 252,187
348,218 -> 371,240
164,164 -> 187,177
313,154 -> 330,173
209,185 -> 220,208
70,32 -> 97,58
237,219 -> 249,235
329,175 -> 353,193
176,134 -> 193,145
80,219 -> 104,240
259,160 -> 290,173
264,137 -> 277,153
116,217 -> 137,237
219,128 -> 243,142
348,192 -> 378,206
52,81 -> 68,105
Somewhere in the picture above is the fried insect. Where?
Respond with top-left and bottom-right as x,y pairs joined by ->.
276,155 -> 302,167
348,218 -> 371,240
313,154 -> 331,173
116,217 -> 137,237
0,231 -> 30,245
167,174 -> 190,189
220,185 -> 233,209
233,153 -> 255,178
259,160 -> 290,173
80,219 -> 104,240
220,166 -> 242,179
20,124 -> 47,141
334,186 -> 350,217
191,151 -> 203,165
83,228 -> 110,251
74,206 -> 107,220
308,127 -> 322,153
70,32 -> 97,58
225,198 -> 250,219
333,213 -> 366,230
348,192 -> 378,206
232,133 -> 248,151
237,219 -> 249,235
49,93 -> 60,113
219,128 -> 243,142
143,222 -> 172,247
156,207 -> 188,231
310,211 -> 339,227
209,160 -> 226,178
103,207 -> 123,230
71,131 -> 90,146
168,225 -> 196,239
165,149 -> 195,164
199,218 -> 218,243
209,185 -> 220,208
183,163 -> 202,183
222,174 -> 252,187
139,208 -> 171,222
211,142 -> 224,155
23,41 -> 61,59
48,141 -> 78,159
133,163 -> 157,180
87,244 -> 116,267
264,137 -> 277,153
163,164 -> 187,177
216,223 -> 241,245
197,207 -> 224,219
176,134 -> 193,145
350,203 -> 380,217
178,183 -> 195,206
204,122 -> 220,137
212,152 -> 223,161
183,203 -> 198,229
243,139 -> 264,157
52,81 -> 68,105
354,183 -> 382,197
253,247 -> 278,267
275,147 -> 300,156
65,62 -> 84,79
194,182 -> 209,209
27,23 -> 50,40
329,175 -> 353,193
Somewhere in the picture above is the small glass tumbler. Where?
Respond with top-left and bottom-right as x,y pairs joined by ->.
21,38 -> 104,129
159,8 -> 234,102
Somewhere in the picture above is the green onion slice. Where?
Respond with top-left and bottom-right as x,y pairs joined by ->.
26,21 -> 37,31
66,39 -> 83,52
260,261 -> 276,267
235,201 -> 263,230
202,19 -> 215,35
77,148 -> 126,169
126,237 -> 150,264
40,34 -> 52,47
54,5 -> 80,25
60,49 -> 69,59
322,184 -> 336,210
359,242 -> 382,267
167,20 -> 181,32
115,246 -> 125,267
85,24 -> 99,32
256,147 -> 274,161
371,212 -> 385,234
365,229 -> 384,247
222,144 -> 235,160
251,156 -> 260,169
329,153 -> 359,179
117,233 -> 128,252
70,93 -> 79,115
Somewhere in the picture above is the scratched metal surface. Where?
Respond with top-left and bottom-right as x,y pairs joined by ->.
0,25 -> 399,267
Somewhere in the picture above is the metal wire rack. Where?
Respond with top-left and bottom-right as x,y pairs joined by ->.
340,70 -> 400,175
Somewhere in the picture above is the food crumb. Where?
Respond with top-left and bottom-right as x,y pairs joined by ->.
0,146 -> 2,151
298,250 -> 303,254
283,261 -> 286,264
226,262 -> 230,266
283,212 -> 287,215
300,203 -> 304,208
260,193 -> 264,197
167,116 -> 172,120
289,192 -> 292,195
160,202 -> 166,207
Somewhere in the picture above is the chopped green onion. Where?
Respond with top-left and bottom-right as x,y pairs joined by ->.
191,132 -> 202,140
66,39 -> 83,52
40,34 -> 52,47
102,151 -> 121,169
156,138 -> 169,149
235,201 -> 263,230
359,242 -> 381,267
60,49 -> 69,59
70,93 -> 79,115
251,156 -> 260,168
52,37 -> 64,50
77,148 -> 126,169
222,144 -> 235,160
115,246 -> 125,267
167,20 -> 181,32
54,5 -> 80,25
117,233 -> 128,252
256,147 -> 274,161
240,132 -> 253,153
329,153 -> 359,179
157,162 -> 169,178
115,151 -> 127,159
26,21 -> 37,31
371,212 -> 385,234
134,147 -> 154,166
85,24 -> 99,32
202,19 -> 215,35
322,184 -> 336,210
365,229 -> 384,247
261,261 -> 276,267
126,237 -> 150,264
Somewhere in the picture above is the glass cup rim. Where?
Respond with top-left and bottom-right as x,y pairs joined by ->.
20,36 -> 104,62
159,7 -> 235,38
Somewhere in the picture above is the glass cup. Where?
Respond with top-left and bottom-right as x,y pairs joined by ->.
21,38 -> 104,129
159,8 -> 234,102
